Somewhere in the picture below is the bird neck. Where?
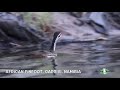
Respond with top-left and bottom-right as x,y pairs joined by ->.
49,36 -> 58,52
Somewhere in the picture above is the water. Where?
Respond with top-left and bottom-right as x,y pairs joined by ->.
0,38 -> 120,78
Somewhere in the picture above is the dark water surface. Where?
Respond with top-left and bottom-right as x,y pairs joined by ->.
0,38 -> 120,78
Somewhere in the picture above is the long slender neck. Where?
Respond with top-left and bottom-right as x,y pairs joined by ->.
49,36 -> 58,52
50,35 -> 58,52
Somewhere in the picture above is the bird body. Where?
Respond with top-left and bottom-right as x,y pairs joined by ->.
27,50 -> 57,58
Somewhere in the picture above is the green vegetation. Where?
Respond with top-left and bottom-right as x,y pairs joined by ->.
22,12 -> 52,31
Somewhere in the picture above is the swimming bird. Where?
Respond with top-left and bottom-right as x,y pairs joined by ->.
25,31 -> 61,58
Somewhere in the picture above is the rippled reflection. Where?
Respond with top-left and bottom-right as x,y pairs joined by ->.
0,38 -> 120,78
